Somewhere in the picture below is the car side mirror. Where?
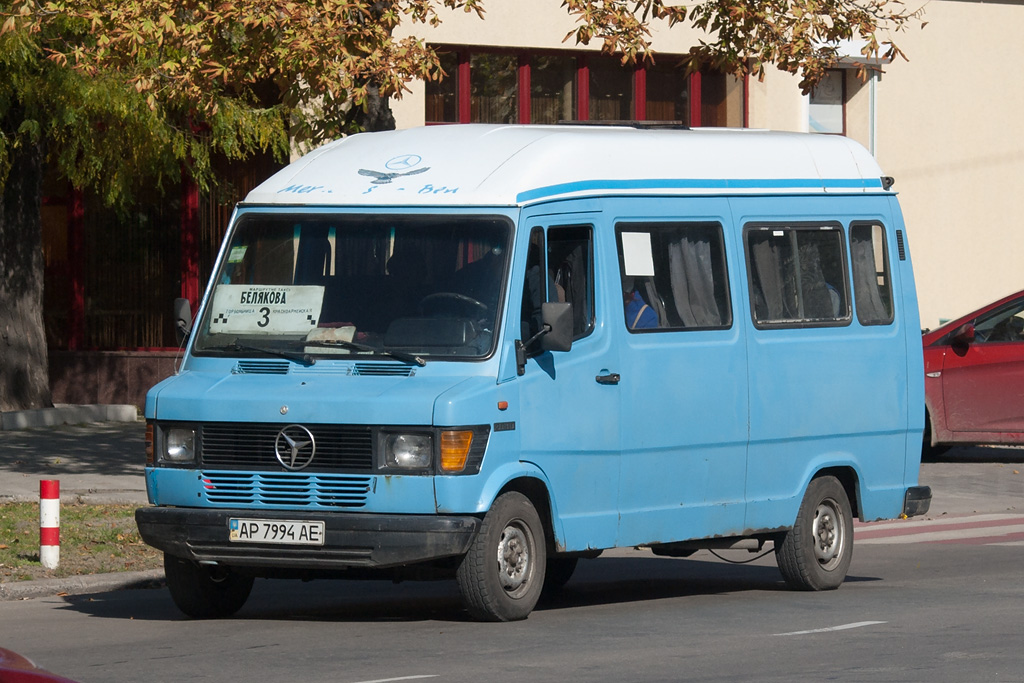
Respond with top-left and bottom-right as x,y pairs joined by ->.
174,298 -> 193,344
538,302 -> 573,353
950,322 -> 975,355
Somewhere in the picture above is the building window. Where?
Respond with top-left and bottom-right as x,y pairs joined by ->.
427,46 -> 745,127
425,52 -> 459,124
645,60 -> 690,125
530,54 -> 576,124
471,53 -> 519,123
588,54 -> 635,121
809,69 -> 845,134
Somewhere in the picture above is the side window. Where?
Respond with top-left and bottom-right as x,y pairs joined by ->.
849,223 -> 894,326
520,228 -> 548,342
615,222 -> 731,331
519,225 -> 594,344
746,224 -> 850,328
973,300 -> 1024,344
548,225 -> 594,339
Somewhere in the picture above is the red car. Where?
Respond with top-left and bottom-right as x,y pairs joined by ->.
0,648 -> 78,683
922,289 -> 1024,453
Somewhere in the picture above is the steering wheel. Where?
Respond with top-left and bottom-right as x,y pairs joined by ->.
418,292 -> 489,318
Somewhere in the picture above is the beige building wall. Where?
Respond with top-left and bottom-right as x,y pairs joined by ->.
392,0 -> 1024,329
875,0 -> 1024,329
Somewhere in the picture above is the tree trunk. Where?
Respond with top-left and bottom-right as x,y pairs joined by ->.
360,83 -> 396,132
0,139 -> 52,412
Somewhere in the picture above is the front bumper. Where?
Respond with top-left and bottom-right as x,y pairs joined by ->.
136,507 -> 480,570
902,486 -> 932,517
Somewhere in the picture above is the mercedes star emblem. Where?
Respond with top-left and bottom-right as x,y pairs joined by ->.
274,424 -> 316,471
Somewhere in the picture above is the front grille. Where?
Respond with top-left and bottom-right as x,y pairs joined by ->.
200,423 -> 374,472
201,471 -> 372,508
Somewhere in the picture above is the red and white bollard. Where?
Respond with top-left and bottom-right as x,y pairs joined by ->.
39,480 -> 60,570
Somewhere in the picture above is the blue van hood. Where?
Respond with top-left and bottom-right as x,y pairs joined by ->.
148,369 -> 472,425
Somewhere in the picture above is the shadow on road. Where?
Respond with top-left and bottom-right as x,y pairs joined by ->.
54,553 -> 879,624
921,444 -> 1024,465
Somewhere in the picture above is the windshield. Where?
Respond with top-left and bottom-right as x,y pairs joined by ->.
192,212 -> 512,362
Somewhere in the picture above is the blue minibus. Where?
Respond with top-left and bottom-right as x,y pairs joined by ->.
137,123 -> 931,621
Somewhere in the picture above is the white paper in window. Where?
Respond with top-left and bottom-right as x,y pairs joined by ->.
621,232 -> 656,277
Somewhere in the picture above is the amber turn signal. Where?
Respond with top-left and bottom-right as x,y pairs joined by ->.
440,430 -> 474,472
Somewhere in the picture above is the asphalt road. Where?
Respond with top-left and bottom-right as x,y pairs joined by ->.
0,422 -> 1022,682
1,534 -> 1021,683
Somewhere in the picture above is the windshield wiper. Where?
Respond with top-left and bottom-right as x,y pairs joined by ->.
304,339 -> 426,367
217,342 -> 316,366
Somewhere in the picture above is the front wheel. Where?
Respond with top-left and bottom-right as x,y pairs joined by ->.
775,476 -> 854,591
163,554 -> 254,619
456,492 -> 546,621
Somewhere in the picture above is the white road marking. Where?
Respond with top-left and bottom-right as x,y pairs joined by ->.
774,621 -> 887,636
350,676 -> 439,683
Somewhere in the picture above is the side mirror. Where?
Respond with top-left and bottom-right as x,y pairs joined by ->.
538,302 -> 573,353
174,298 -> 193,344
515,302 -> 573,376
949,322 -> 975,355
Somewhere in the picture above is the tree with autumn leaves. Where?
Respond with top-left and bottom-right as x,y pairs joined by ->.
0,0 -> 922,411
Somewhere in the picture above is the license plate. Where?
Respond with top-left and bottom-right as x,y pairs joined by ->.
229,518 -> 325,546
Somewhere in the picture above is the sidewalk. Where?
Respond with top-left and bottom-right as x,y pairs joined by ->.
0,413 -> 1021,600
0,417 -> 147,505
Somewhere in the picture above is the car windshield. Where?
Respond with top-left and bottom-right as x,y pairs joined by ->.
192,212 -> 512,362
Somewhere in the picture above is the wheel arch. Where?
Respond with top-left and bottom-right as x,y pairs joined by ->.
812,465 -> 861,520
495,476 -> 561,553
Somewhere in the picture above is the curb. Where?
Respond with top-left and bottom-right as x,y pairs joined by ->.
0,404 -> 138,431
0,491 -> 149,505
0,569 -> 165,601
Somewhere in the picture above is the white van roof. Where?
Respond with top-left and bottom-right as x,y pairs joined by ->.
244,124 -> 889,207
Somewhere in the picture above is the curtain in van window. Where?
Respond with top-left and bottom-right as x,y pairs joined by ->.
850,226 -> 893,325
749,235 -> 794,321
798,240 -> 836,319
668,234 -> 722,327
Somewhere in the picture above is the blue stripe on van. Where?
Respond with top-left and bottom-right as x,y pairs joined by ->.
515,177 -> 885,203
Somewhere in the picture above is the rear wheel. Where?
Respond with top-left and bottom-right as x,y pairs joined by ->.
163,554 -> 254,619
456,492 -> 546,621
775,476 -> 854,591
922,411 -> 950,460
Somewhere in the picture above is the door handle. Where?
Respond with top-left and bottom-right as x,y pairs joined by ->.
595,373 -> 620,385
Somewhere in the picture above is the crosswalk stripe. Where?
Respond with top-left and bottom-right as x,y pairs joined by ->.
855,514 -> 1024,545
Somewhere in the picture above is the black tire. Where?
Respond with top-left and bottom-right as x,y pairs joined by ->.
775,476 -> 854,591
163,554 -> 254,619
543,556 -> 579,593
921,412 -> 950,460
456,492 -> 546,621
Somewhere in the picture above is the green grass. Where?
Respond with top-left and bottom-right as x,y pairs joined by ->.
0,503 -> 162,582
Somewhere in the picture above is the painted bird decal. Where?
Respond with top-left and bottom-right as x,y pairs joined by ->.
358,167 -> 430,185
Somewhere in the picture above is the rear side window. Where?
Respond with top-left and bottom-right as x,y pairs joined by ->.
615,222 -> 731,331
745,224 -> 850,328
849,223 -> 894,325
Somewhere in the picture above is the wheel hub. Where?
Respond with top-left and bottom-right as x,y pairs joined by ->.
497,524 -> 530,591
812,501 -> 842,566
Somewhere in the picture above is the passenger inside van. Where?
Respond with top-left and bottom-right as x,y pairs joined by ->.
623,278 -> 658,329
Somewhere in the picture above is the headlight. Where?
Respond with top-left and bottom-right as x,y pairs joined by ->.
163,428 -> 197,463
384,433 -> 433,469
